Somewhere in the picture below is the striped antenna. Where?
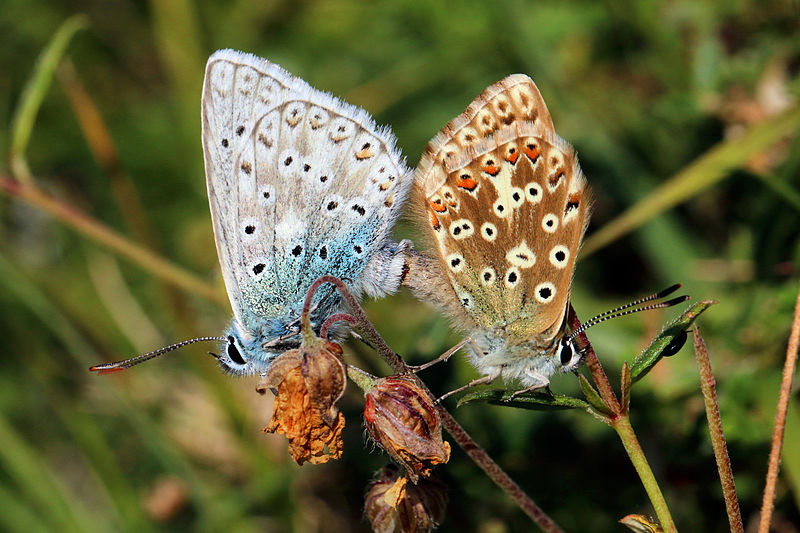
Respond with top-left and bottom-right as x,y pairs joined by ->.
89,336 -> 227,375
570,284 -> 688,341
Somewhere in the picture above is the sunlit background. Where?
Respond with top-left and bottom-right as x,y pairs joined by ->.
1,1 -> 799,531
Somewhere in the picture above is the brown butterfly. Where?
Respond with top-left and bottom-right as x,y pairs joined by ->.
404,75 -> 686,396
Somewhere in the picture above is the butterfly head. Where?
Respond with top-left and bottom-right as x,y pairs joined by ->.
217,319 -> 296,376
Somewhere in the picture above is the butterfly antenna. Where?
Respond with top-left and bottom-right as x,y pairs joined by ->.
569,284 -> 688,341
89,336 -> 227,375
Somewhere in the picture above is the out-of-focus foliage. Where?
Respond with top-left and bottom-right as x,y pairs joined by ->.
1,1 -> 798,531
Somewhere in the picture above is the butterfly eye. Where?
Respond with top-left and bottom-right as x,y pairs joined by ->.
558,339 -> 576,367
226,336 -> 247,366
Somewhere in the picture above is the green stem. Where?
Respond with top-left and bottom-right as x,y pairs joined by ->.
613,415 -> 677,533
345,364 -> 378,393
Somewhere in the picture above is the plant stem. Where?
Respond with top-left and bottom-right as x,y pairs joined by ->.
568,305 -> 677,532
693,327 -> 744,533
613,415 -> 677,533
759,284 -> 800,533
309,275 -> 565,532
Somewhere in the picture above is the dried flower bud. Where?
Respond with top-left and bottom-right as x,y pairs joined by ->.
364,376 -> 450,482
365,465 -> 447,533
258,338 -> 346,465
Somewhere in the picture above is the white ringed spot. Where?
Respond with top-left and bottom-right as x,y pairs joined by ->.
446,252 -> 465,273
480,267 -> 496,286
493,198 -> 509,218
510,187 -> 524,209
542,213 -> 559,233
308,106 -> 330,129
449,219 -> 474,240
241,217 -> 259,243
535,282 -> 556,303
550,245 -> 570,269
481,222 -> 497,241
277,148 -> 300,177
457,290 -> 474,309
258,184 -> 276,207
504,266 -> 522,288
283,102 -> 306,127
525,182 -> 543,204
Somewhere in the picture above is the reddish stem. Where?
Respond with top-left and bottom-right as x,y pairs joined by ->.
568,305 -> 621,415
320,313 -> 358,339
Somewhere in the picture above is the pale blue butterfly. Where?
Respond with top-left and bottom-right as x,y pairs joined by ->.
91,50 -> 412,376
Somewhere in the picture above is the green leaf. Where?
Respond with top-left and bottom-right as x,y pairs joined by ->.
457,388 -> 591,411
579,374 -> 615,417
630,299 -> 716,384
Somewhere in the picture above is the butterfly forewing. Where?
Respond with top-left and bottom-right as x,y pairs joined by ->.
413,75 -> 589,346
203,51 -> 299,329
202,50 -> 411,335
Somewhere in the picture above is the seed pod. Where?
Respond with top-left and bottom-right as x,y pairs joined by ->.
365,465 -> 448,533
364,376 -> 450,482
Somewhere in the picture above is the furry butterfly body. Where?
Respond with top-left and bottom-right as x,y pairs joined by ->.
405,75 -> 590,390
203,50 -> 412,375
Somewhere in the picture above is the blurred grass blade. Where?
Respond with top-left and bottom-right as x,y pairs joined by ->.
0,412 -> 104,533
87,251 -> 165,353
58,59 -> 158,245
9,15 -> 88,183
458,388 -> 591,411
148,0 -> 205,191
631,300 -> 716,384
582,105 -> 800,256
0,483 -> 53,533
0,252 -> 95,363
0,177 -> 226,306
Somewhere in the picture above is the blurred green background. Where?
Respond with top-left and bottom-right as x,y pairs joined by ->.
2,1 -> 799,531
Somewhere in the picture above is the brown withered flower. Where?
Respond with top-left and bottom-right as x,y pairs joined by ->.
257,336 -> 346,465
364,464 -> 448,533
364,375 -> 450,482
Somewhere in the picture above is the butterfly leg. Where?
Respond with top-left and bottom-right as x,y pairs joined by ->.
506,371 -> 551,402
407,336 -> 472,373
434,367 -> 501,404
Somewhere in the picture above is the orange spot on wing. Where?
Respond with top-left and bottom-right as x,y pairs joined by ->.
483,165 -> 499,176
456,177 -> 477,191
429,212 -> 441,231
430,199 -> 446,212
505,152 -> 519,164
523,145 -> 539,161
